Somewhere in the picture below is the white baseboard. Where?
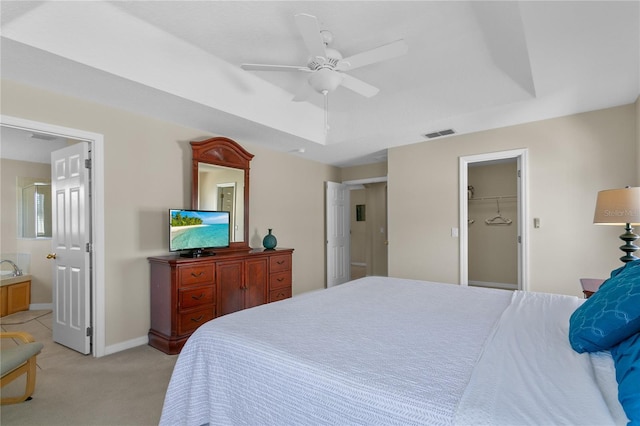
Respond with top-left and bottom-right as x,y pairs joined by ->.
104,335 -> 149,356
26,304 -> 148,356
30,303 -> 53,310
469,280 -> 517,290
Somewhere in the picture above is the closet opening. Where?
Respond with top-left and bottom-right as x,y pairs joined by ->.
459,149 -> 529,291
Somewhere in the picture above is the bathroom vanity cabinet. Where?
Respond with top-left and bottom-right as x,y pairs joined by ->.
0,278 -> 31,317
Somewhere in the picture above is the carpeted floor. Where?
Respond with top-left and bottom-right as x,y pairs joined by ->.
1,311 -> 178,425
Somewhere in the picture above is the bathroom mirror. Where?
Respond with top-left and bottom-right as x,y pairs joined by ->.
191,137 -> 253,249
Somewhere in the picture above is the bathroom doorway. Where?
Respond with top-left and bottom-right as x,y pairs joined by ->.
0,116 -> 106,357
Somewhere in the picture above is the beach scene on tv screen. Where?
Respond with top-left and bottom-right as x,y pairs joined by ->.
170,210 -> 229,250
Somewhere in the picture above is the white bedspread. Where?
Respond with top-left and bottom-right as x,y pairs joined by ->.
454,290 -> 623,425
160,277 -> 622,426
161,277 -> 512,425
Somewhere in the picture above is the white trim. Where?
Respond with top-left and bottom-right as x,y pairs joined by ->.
1,115 -> 106,357
459,149 -> 529,291
342,176 -> 388,186
468,280 -> 518,291
29,303 -> 53,311
104,335 -> 149,356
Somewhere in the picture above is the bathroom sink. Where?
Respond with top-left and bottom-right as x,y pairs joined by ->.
0,273 -> 31,286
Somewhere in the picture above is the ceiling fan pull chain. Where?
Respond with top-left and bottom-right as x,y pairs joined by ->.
323,90 -> 330,133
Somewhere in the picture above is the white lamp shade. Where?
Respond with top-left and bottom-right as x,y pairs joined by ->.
308,68 -> 344,94
593,187 -> 640,225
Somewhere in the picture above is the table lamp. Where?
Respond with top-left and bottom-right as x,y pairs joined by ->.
593,186 -> 640,263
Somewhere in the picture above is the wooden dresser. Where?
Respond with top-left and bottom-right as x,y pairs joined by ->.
148,248 -> 293,354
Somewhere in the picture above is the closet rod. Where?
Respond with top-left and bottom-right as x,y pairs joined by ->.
469,195 -> 517,201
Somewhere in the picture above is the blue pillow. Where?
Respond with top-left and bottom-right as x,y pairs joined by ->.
610,332 -> 640,425
569,260 -> 640,353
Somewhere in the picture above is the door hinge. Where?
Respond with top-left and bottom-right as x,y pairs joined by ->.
86,242 -> 92,253
86,327 -> 92,337
518,236 -> 522,243
517,169 -> 521,178
85,159 -> 92,169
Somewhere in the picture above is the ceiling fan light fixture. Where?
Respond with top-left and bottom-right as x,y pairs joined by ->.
308,68 -> 344,94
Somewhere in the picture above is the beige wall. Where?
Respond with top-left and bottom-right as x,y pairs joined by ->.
636,96 -> 640,185
468,162 -> 518,285
1,159 -> 53,303
388,104 -> 637,297
341,162 -> 387,182
350,189 -> 366,266
1,79 -> 338,348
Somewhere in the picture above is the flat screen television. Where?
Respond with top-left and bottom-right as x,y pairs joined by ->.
169,209 -> 230,257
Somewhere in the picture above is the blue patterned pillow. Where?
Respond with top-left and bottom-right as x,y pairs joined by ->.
610,332 -> 640,424
569,260 -> 640,353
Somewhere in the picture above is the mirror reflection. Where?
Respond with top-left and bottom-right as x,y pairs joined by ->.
197,163 -> 244,242
19,179 -> 52,239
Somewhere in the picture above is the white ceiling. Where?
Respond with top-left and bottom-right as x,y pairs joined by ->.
1,1 -> 638,167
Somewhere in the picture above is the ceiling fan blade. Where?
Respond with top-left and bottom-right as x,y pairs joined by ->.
340,74 -> 380,98
336,39 -> 408,71
241,64 -> 311,72
294,13 -> 327,60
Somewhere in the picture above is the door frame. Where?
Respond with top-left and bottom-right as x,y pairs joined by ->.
459,149 -> 529,291
1,114 -> 105,357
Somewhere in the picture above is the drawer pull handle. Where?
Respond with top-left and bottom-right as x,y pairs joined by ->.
278,292 -> 285,298
191,315 -> 204,323
276,260 -> 285,265
191,293 -> 205,300
277,278 -> 284,282
191,272 -> 204,277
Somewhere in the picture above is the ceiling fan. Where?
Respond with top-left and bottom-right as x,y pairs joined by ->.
241,13 -> 408,101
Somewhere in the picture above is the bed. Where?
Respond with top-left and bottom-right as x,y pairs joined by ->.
160,275 -> 633,425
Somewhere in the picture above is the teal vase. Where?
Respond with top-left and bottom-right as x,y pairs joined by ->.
262,229 -> 277,249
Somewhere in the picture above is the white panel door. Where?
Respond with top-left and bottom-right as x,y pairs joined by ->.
326,181 -> 350,287
51,143 -> 91,354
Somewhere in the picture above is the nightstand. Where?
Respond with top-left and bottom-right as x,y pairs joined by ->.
580,278 -> 605,299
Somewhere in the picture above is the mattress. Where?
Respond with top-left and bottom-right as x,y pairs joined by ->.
160,276 -> 624,425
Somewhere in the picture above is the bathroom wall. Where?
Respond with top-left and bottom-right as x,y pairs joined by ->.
1,158 -> 54,304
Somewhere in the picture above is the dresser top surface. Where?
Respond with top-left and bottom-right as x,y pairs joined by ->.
149,248 -> 293,264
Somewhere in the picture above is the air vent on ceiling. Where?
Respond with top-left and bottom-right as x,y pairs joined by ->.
424,129 -> 455,139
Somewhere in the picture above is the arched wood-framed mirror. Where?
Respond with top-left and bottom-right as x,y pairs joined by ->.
191,137 -> 253,251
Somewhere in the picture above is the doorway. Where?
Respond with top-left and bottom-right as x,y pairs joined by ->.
326,177 -> 388,287
0,115 -> 106,357
459,149 -> 529,291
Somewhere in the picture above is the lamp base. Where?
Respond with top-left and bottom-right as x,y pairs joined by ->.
619,223 -> 639,263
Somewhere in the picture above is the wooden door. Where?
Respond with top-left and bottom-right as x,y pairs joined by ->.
216,260 -> 244,316
244,257 -> 267,309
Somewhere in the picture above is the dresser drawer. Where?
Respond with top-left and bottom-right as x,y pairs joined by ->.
179,265 -> 214,287
269,287 -> 292,302
269,255 -> 291,273
178,306 -> 215,335
269,271 -> 291,290
179,286 -> 214,310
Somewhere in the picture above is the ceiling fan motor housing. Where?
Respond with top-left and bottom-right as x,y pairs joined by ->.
308,47 -> 343,71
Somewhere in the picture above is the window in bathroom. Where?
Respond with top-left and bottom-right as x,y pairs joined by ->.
20,181 -> 52,238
